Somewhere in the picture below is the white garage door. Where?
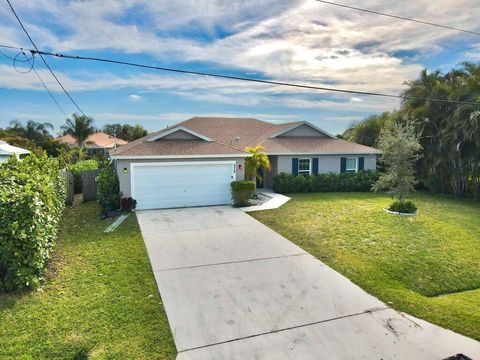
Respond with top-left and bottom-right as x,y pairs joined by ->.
132,161 -> 235,210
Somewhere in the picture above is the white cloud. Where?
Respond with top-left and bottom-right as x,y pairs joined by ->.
1,0 -> 479,123
128,94 -> 144,102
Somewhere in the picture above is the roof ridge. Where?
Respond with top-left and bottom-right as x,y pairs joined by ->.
210,138 -> 250,153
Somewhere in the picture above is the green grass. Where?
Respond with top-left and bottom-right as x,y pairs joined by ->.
251,192 -> 480,340
0,202 -> 176,360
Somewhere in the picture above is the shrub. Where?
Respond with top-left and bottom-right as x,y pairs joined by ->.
388,200 -> 417,214
96,163 -> 121,213
271,173 -> 296,193
0,154 -> 65,291
231,180 -> 255,207
68,159 -> 98,194
120,197 -> 137,212
273,171 -> 380,194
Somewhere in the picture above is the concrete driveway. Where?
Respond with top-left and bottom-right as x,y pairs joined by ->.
137,206 -> 480,360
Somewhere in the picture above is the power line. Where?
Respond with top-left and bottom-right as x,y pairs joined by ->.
30,66 -> 67,116
24,53 -> 67,116
0,43 -> 23,50
0,49 -> 30,62
0,43 -> 479,106
315,0 -> 480,36
5,0 -> 86,116
33,48 -> 480,106
0,48 -> 67,115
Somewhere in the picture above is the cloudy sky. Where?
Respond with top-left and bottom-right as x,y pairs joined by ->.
0,0 -> 479,135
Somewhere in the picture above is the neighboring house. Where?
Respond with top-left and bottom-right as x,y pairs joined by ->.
56,132 -> 128,155
110,117 -> 380,210
0,140 -> 30,163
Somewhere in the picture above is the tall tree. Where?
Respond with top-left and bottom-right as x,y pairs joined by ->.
8,120 -> 53,142
61,114 -> 96,147
349,63 -> 480,198
343,112 -> 393,147
2,120 -> 65,156
402,63 -> 480,196
103,123 -> 147,142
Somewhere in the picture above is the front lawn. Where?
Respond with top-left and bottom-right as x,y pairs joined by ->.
0,202 -> 176,359
251,192 -> 480,340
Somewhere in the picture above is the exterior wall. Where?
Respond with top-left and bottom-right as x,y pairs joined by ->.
115,157 -> 245,198
278,124 -> 328,137
0,154 -> 9,163
276,154 -> 377,175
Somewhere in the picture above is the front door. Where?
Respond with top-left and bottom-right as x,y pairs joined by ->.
256,167 -> 264,189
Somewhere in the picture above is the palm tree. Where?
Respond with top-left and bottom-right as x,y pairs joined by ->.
60,113 -> 96,147
8,120 -> 53,142
244,146 -> 271,184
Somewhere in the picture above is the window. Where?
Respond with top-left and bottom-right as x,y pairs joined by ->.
346,158 -> 357,173
298,158 -> 311,175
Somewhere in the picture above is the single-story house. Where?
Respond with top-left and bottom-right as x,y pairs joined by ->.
57,132 -> 128,156
0,140 -> 30,163
110,117 -> 380,210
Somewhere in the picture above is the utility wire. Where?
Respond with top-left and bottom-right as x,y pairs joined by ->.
5,0 -> 86,116
0,43 -> 479,106
0,49 -> 30,62
0,43 -> 22,50
32,48 -> 480,106
0,47 -> 66,114
315,0 -> 480,36
24,52 -> 67,116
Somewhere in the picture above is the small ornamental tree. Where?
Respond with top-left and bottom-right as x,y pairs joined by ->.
245,146 -> 271,185
373,121 -> 422,213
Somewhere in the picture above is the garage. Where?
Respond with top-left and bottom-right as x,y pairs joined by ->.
131,161 -> 236,210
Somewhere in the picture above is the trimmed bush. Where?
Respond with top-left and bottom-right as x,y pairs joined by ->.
68,159 -> 98,193
120,197 -> 137,212
273,171 -> 380,194
96,163 -> 122,213
388,200 -> 417,214
231,180 -> 255,207
0,154 -> 65,291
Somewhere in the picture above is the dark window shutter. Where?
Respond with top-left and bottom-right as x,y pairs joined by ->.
312,158 -> 319,174
340,157 -> 346,173
358,157 -> 364,171
292,158 -> 299,175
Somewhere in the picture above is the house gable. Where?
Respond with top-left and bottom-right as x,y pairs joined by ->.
270,122 -> 335,139
146,126 -> 213,142
160,129 -> 201,140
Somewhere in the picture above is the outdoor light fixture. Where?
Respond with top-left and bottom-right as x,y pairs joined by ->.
238,164 -> 243,170
123,167 -> 128,174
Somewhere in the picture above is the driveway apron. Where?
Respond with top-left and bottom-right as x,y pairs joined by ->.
136,206 -> 480,360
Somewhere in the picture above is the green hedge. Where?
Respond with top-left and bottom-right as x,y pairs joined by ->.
96,163 -> 121,213
67,159 -> 98,194
272,171 -> 380,194
231,180 -> 255,207
0,154 -> 65,291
